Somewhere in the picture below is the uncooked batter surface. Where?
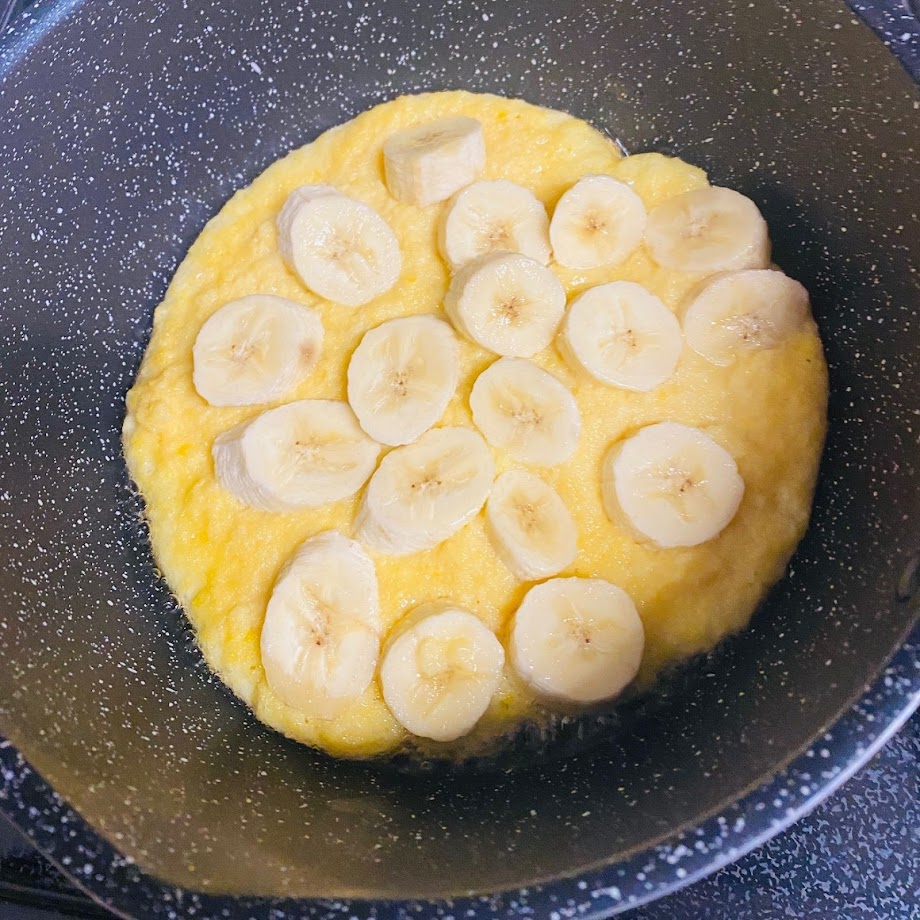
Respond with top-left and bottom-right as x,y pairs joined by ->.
123,91 -> 827,758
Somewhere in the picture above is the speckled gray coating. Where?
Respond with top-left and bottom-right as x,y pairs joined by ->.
851,0 -> 920,76
632,711 -> 920,918
0,0 -> 918,918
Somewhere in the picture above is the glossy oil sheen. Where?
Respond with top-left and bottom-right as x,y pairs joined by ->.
0,0 -> 918,915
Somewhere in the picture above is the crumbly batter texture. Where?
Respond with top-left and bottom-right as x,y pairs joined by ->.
124,91 -> 827,758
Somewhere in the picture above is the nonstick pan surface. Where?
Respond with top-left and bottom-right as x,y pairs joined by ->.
0,1 -> 919,918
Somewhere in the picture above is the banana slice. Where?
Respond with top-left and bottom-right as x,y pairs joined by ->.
347,314 -> 460,446
439,179 -> 551,270
192,295 -> 324,407
469,357 -> 581,466
261,530 -> 381,718
486,470 -> 577,581
444,252 -> 566,357
213,399 -> 380,511
355,426 -> 495,555
383,116 -> 486,207
560,281 -> 683,392
380,603 -> 505,742
644,186 -> 770,274
549,175 -> 647,270
277,184 -> 401,307
682,269 -> 810,366
602,421 -> 744,548
509,577 -> 644,705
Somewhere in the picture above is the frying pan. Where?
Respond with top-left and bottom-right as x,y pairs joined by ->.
0,0 -> 918,917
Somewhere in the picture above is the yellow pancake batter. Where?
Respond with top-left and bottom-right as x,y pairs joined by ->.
123,91 -> 827,759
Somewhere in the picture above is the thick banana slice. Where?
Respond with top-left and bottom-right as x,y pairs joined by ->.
644,186 -> 770,274
469,357 -> 581,466
192,295 -> 324,407
347,314 -> 460,446
682,269 -> 810,366
509,577 -> 644,705
549,175 -> 647,270
560,281 -> 683,392
602,421 -> 744,548
213,399 -> 380,511
355,426 -> 495,555
486,470 -> 577,581
383,116 -> 486,207
277,184 -> 401,307
444,252 -> 566,357
439,179 -> 551,270
261,531 -> 381,718
380,603 -> 505,742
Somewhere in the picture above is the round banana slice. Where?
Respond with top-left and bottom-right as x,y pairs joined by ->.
213,399 -> 381,511
380,603 -> 505,742
439,179 -> 551,270
355,426 -> 495,556
682,269 -> 810,366
444,252 -> 566,357
346,314 -> 460,446
509,577 -> 645,705
192,295 -> 324,407
261,531 -> 381,719
469,357 -> 581,466
277,184 -> 402,307
644,186 -> 770,274
602,421 -> 744,548
486,470 -> 578,581
383,116 -> 486,207
560,281 -> 683,392
549,175 -> 647,270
